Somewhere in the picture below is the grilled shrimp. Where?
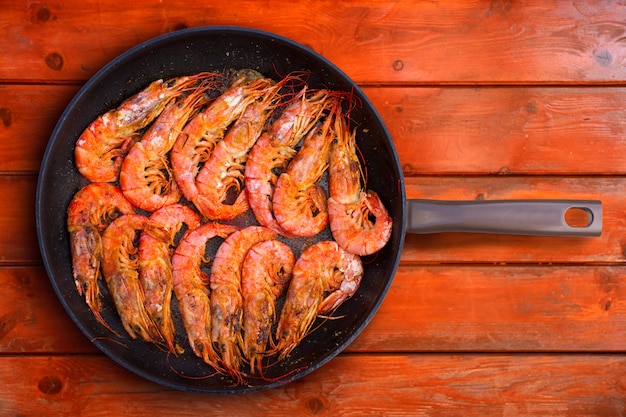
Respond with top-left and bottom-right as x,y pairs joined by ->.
139,204 -> 200,353
272,104 -> 337,237
274,240 -> 363,360
171,222 -> 239,369
74,75 -> 205,183
210,226 -> 278,381
101,214 -> 169,341
67,182 -> 135,331
328,116 -> 393,255
241,240 -> 295,374
245,88 -> 333,236
171,70 -> 271,204
193,78 -> 283,220
120,77 -> 219,212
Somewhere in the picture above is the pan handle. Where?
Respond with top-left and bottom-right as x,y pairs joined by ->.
406,199 -> 602,236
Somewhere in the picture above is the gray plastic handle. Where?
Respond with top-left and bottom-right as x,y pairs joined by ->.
407,199 -> 602,237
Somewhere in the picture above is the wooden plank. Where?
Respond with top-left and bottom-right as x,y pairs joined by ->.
369,86 -> 626,175
6,175 -> 623,264
4,84 -> 626,174
0,85 -> 79,173
352,265 -> 626,352
0,176 -> 40,263
2,1 -> 626,84
0,267 -> 95,354
8,265 -> 626,354
0,354 -> 624,416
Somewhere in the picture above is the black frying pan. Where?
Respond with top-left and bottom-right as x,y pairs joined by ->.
35,26 -> 601,394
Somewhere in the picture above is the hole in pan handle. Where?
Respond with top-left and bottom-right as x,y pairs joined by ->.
406,199 -> 602,237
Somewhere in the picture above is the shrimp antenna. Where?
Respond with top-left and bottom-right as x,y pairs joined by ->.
90,336 -> 128,349
165,352 -> 222,381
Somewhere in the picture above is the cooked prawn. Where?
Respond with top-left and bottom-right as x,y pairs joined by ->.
328,115 -> 393,255
139,204 -> 200,353
120,78 -> 219,212
274,240 -> 363,360
101,214 -> 169,342
272,103 -> 338,237
210,226 -> 278,381
171,222 -> 239,369
193,78 -> 284,220
245,87 -> 334,236
241,240 -> 294,374
171,70 -> 272,204
67,182 -> 135,332
74,75 -> 208,183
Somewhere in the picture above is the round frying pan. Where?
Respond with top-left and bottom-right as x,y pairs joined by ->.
35,26 -> 601,394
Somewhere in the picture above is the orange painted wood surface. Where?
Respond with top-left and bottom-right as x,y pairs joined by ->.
2,0 -> 626,415
4,85 -> 626,175
2,1 -> 626,84
2,175 -> 623,265
2,354 -> 625,417
3,265 -> 626,355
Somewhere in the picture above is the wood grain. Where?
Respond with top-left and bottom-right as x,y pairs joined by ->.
352,265 -> 626,352
5,265 -> 626,355
3,1 -> 626,414
0,85 -> 79,173
0,267 -> 95,353
2,1 -> 625,84
0,354 -> 623,416
369,86 -> 626,175
4,85 -> 626,174
0,176 -> 39,264
8,175 -> 622,265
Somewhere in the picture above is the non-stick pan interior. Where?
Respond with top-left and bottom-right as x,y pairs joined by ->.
36,26 -> 406,393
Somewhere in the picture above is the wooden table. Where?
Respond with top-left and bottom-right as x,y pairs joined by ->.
2,1 -> 626,415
